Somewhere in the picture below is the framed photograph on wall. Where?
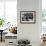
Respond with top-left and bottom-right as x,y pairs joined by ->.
20,11 -> 36,24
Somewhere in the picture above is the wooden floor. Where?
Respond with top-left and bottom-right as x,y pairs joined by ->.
0,41 -> 5,46
0,41 -> 45,46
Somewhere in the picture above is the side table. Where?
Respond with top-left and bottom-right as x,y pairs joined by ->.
0,30 -> 3,42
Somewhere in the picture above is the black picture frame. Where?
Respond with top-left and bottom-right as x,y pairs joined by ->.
20,11 -> 36,24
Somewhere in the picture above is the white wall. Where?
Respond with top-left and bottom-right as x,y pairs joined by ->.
17,0 -> 42,46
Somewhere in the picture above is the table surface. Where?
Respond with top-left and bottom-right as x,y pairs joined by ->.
5,31 -> 17,36
0,30 -> 3,32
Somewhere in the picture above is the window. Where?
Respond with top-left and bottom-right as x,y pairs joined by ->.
42,0 -> 46,33
0,1 -> 4,17
0,0 -> 17,26
5,1 -> 17,25
42,0 -> 46,26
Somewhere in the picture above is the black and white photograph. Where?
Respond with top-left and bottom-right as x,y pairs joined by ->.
20,11 -> 36,24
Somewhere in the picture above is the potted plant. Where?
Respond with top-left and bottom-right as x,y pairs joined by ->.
0,18 -> 5,27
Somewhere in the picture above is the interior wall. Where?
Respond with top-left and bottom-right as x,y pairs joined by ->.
17,0 -> 42,45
